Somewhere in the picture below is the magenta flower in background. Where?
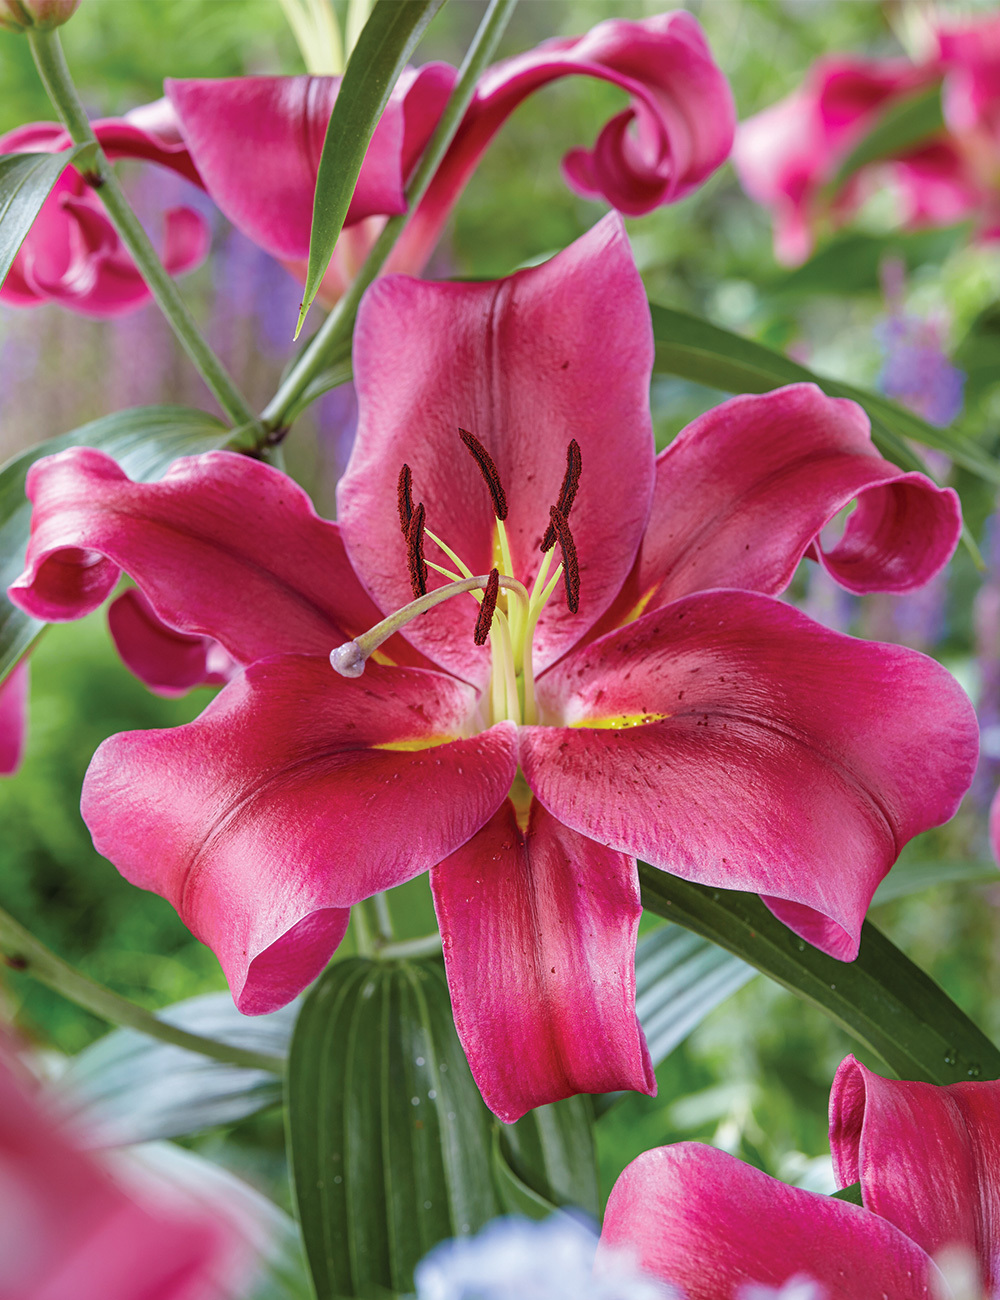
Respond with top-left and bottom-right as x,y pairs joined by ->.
0,1047 -> 226,1299
598,1054 -> 1000,1299
8,216 -> 977,1121
0,661 -> 28,776
163,10 -> 734,303
732,55 -> 935,265
0,114 -> 208,317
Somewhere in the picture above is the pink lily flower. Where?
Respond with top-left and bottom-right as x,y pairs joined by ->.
164,10 -> 734,303
598,1054 -> 1000,1299
0,660 -> 28,775
0,114 -> 208,317
0,1049 -> 226,1299
7,216 -> 977,1122
733,56 -> 937,265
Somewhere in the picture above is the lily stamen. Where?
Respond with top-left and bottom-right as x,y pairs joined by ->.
548,506 -> 580,612
540,438 -> 582,552
474,569 -> 501,646
406,501 -> 428,598
397,463 -> 414,535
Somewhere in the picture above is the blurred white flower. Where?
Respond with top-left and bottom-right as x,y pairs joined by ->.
414,1214 -> 679,1300
737,1278 -> 828,1300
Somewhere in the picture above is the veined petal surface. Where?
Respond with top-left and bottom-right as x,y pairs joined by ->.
9,447 -> 426,667
610,385 -> 960,623
431,799 -> 653,1123
340,213 -> 655,685
598,1144 -> 938,1299
523,590 -> 978,959
108,589 -> 234,697
81,657 -> 517,1013
830,1056 -> 1000,1289
165,66 -> 455,261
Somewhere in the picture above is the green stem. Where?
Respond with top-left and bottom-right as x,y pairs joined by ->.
26,28 -> 260,435
372,892 -> 395,943
0,906 -> 284,1073
379,933 -> 443,960
260,0 -> 519,431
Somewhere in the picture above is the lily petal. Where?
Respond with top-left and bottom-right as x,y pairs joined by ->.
523,590 -> 978,959
165,65 -> 456,262
397,11 -> 734,273
598,1143 -> 938,1299
830,1055 -> 1000,1289
8,447 -> 426,668
601,385 -> 961,627
0,662 -> 28,776
340,213 -> 655,685
81,657 -> 517,1013
108,589 -> 234,697
431,798 -> 653,1123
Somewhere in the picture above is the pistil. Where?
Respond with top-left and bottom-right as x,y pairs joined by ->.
329,573 -> 530,680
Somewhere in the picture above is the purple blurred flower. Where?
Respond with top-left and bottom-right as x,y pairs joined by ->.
875,313 -> 965,428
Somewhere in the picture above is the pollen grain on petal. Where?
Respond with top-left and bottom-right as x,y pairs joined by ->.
459,427 -> 508,520
474,567 -> 501,645
397,463 -> 414,535
406,500 -> 428,599
549,506 -> 581,613
541,439 -> 582,552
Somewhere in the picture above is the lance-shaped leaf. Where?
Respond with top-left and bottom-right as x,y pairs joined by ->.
287,956 -> 498,1300
639,864 -> 1000,1085
59,992 -> 292,1147
297,0 -> 446,333
0,146 -> 92,288
496,1095 -> 600,1221
830,84 -> 946,190
0,405 -> 230,681
650,301 -> 999,486
872,856 -> 1000,905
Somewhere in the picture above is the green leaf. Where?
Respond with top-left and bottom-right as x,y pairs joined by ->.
491,1126 -> 557,1219
639,865 -> 1000,1084
830,84 -> 945,191
287,957 -> 498,1300
0,146 -> 93,289
59,992 -> 291,1145
498,1095 -> 600,1220
872,857 -> 1000,905
297,0 -> 446,334
650,301 -> 1000,486
769,225 -> 967,299
0,405 -> 230,682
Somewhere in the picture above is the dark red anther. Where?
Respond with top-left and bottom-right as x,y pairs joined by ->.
548,506 -> 580,613
541,439 -> 582,552
474,568 -> 501,645
406,501 -> 428,599
459,428 -> 508,520
397,464 -> 414,536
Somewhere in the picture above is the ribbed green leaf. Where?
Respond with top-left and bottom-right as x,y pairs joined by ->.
60,992 -> 290,1145
650,301 -> 999,486
0,405 -> 230,682
287,957 -> 498,1300
830,84 -> 945,190
873,857 -> 1000,905
639,865 -> 1000,1084
297,0 -> 445,333
498,1095 -> 599,1220
0,146 -> 92,288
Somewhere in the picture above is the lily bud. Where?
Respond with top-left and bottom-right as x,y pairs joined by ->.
0,0 -> 79,32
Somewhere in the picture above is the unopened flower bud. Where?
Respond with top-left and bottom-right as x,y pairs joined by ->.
0,0 -> 80,33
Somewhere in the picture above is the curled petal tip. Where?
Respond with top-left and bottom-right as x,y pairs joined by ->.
330,641 -> 366,678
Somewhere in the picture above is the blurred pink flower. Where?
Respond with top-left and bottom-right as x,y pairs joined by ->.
0,114 -> 208,317
0,1049 -> 227,1300
8,217 -> 976,1122
0,661 -> 28,775
599,1054 -> 1000,1299
164,10 -> 734,304
733,56 -> 936,265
